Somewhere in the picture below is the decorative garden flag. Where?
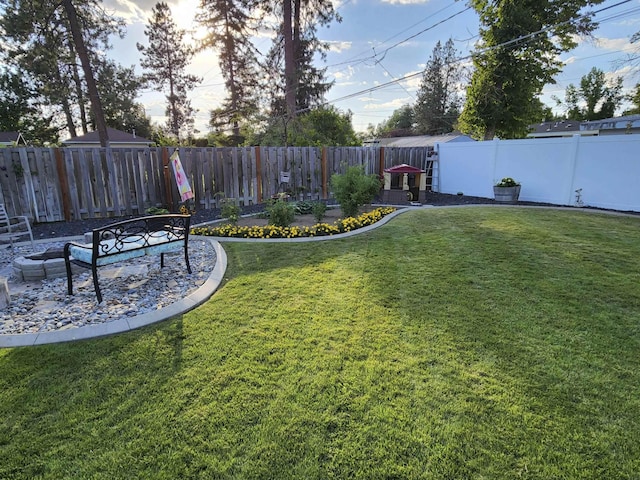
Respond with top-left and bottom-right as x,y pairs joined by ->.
170,151 -> 194,202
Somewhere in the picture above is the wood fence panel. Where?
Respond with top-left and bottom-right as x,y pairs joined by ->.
230,148 -> 241,205
91,149 -> 108,217
17,149 -> 37,221
0,150 -> 20,216
309,148 -> 320,199
62,150 -> 81,220
104,150 -> 120,217
241,147 -> 251,205
212,148 -> 223,204
143,148 -> 158,209
0,146 -> 432,221
131,149 -> 145,214
116,150 -> 132,215
33,148 -> 61,222
191,149 -> 203,208
199,149 -> 211,209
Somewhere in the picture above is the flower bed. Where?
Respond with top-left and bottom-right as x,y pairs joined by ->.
191,207 -> 396,239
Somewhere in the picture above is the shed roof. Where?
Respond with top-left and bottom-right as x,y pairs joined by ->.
373,133 -> 475,147
384,163 -> 425,174
63,127 -> 154,145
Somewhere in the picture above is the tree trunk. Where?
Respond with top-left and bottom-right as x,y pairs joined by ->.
61,0 -> 109,147
67,38 -> 89,133
53,66 -> 77,138
283,0 -> 296,121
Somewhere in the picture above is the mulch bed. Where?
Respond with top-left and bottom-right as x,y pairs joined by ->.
29,193 -> 551,241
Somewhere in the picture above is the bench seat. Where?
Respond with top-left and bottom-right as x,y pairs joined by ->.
64,214 -> 191,303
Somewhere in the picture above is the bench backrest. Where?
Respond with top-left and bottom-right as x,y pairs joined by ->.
91,214 -> 191,257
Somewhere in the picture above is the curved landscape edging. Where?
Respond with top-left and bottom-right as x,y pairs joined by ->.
3,204 -> 635,347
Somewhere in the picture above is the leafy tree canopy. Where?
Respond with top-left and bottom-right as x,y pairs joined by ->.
560,67 -> 623,120
459,0 -> 605,140
246,106 -> 359,146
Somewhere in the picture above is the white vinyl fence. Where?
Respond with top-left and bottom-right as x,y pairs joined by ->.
436,135 -> 640,212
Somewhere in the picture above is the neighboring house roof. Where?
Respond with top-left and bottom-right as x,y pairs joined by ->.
0,131 -> 27,146
366,133 -> 475,148
528,120 -> 586,138
528,115 -> 640,138
62,127 -> 154,146
581,114 -> 640,134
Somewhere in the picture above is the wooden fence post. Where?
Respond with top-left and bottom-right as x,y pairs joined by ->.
255,146 -> 263,203
321,147 -> 328,199
162,147 -> 174,211
54,148 -> 72,221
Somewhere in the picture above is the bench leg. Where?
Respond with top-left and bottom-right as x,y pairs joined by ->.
92,267 -> 103,303
64,245 -> 73,295
65,261 -> 73,295
184,246 -> 191,274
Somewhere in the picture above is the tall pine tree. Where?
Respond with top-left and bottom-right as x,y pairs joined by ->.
197,0 -> 259,145
261,0 -> 338,121
414,39 -> 462,135
137,2 -> 200,141
0,0 -> 124,145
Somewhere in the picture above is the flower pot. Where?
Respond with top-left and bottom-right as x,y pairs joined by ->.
493,185 -> 521,203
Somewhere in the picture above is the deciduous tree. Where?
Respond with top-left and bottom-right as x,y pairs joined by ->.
562,67 -> 623,120
459,0 -> 605,140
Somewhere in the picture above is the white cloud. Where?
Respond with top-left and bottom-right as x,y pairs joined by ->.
363,97 -> 413,110
563,56 -> 578,65
332,66 -> 355,80
402,70 -> 422,90
596,37 -> 632,51
327,41 -> 352,53
102,0 -> 148,23
381,0 -> 430,4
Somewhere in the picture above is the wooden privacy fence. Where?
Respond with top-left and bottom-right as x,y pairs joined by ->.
0,146 -> 435,223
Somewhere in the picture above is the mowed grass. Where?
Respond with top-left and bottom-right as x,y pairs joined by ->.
1,207 -> 640,479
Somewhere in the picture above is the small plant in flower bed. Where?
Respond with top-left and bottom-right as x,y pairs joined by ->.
191,207 -> 396,239
266,198 -> 296,227
220,198 -> 241,224
312,201 -> 327,222
294,201 -> 314,215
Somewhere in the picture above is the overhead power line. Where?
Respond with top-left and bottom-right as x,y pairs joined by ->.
325,0 -> 637,107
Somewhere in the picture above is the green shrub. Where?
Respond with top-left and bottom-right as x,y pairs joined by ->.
312,202 -> 327,223
267,198 -> 296,227
145,206 -> 169,215
294,201 -> 314,215
330,166 -> 382,218
220,199 -> 241,224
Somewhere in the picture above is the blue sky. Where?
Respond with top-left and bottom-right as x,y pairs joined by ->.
106,0 -> 640,135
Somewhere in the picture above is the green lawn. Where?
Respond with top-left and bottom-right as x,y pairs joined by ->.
1,207 -> 639,479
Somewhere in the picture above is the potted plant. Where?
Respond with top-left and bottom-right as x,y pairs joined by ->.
493,177 -> 521,203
